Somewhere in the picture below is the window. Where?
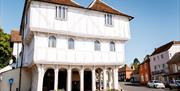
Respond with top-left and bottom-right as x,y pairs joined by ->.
174,64 -> 178,73
94,40 -> 100,51
68,38 -> 74,49
153,57 -> 156,61
141,75 -> 144,81
178,65 -> 180,71
161,54 -> 164,59
105,14 -> 113,26
110,41 -> 115,51
169,53 -> 172,58
157,56 -> 159,60
48,36 -> 56,48
162,64 -> 165,68
154,66 -> 157,70
56,6 -> 67,20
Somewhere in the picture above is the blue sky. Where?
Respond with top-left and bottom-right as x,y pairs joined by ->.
0,0 -> 180,66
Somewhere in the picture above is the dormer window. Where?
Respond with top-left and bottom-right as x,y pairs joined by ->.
56,6 -> 67,20
105,14 -> 113,26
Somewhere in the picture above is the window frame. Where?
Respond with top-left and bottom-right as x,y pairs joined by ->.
68,38 -> 74,49
105,13 -> 113,26
153,57 -> 156,61
48,35 -> 56,48
110,41 -> 115,52
94,40 -> 101,51
56,5 -> 68,20
161,54 -> 164,59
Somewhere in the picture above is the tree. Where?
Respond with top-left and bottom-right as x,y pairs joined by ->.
0,28 -> 12,68
131,58 -> 140,70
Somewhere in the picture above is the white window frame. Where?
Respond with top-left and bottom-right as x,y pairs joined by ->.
68,38 -> 74,49
48,36 -> 56,48
110,41 -> 115,52
94,40 -> 101,51
105,13 -> 113,26
56,5 -> 68,20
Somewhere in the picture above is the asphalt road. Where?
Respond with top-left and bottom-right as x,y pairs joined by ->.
119,82 -> 179,91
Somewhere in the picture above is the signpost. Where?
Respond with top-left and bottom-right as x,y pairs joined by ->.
9,78 -> 14,91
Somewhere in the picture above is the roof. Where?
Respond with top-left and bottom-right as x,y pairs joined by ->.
119,64 -> 133,72
140,55 -> 150,65
33,0 -> 82,8
167,52 -> 180,64
151,41 -> 180,56
11,30 -> 22,42
88,0 -> 133,20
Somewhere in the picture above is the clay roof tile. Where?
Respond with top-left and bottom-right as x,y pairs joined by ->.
11,30 -> 22,42
151,41 -> 180,56
33,0 -> 82,8
88,0 -> 133,20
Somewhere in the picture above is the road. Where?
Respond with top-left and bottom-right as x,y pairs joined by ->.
119,82 -> 178,91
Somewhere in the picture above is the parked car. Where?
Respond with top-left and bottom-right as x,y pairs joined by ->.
147,80 -> 165,89
168,80 -> 180,89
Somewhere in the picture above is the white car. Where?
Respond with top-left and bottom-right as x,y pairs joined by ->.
147,80 -> 165,89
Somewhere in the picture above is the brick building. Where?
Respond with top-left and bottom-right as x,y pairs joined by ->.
139,55 -> 151,85
119,64 -> 133,81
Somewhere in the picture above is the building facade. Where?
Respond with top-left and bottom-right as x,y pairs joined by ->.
1,0 -> 134,91
150,41 -> 180,83
118,64 -> 133,81
139,55 -> 151,85
167,52 -> 180,80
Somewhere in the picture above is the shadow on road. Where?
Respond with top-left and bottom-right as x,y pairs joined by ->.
124,83 -> 142,87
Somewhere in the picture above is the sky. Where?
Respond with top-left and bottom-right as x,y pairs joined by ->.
0,0 -> 180,66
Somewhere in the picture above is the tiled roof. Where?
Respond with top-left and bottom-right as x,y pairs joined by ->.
11,30 -> 22,42
88,0 -> 133,20
33,0 -> 82,8
151,41 -> 180,56
167,52 -> 180,64
119,64 -> 133,72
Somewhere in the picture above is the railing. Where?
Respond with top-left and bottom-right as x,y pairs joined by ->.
152,69 -> 168,75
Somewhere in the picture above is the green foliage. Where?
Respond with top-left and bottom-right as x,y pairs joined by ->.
0,28 -> 12,68
131,58 -> 140,70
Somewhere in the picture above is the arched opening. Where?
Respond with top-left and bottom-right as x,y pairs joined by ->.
43,69 -> 55,91
72,68 -> 80,91
84,68 -> 92,91
95,68 -> 103,90
58,68 -> 67,90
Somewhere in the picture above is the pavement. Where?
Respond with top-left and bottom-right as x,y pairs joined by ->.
119,82 -> 179,91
